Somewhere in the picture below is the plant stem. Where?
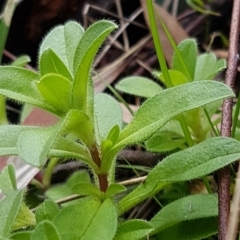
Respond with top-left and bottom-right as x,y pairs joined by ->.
203,107 -> 219,136
42,158 -> 60,189
0,95 -> 8,124
90,144 -> 109,192
220,0 -> 240,239
0,0 -> 17,63
146,0 -> 172,88
179,114 -> 193,147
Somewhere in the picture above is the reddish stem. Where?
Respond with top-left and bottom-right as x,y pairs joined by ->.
218,0 -> 240,239
90,144 -> 108,192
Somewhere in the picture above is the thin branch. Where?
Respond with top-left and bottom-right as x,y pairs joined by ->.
219,0 -> 240,239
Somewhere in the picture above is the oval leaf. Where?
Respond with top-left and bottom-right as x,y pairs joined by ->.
35,200 -> 59,224
39,21 -> 84,75
115,76 -> 162,98
105,183 -> 127,198
95,93 -> 122,144
172,39 -> 197,80
37,73 -> 72,115
72,182 -> 102,197
31,221 -> 61,240
53,197 -> 117,240
113,219 -> 153,240
40,49 -> 73,80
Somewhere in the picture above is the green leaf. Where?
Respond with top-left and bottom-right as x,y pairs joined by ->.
0,190 -> 23,237
61,110 -> 95,146
40,49 -> 73,80
11,203 -> 35,230
50,137 -> 95,170
0,66 -> 53,111
78,198 -> 117,240
10,232 -> 32,240
113,81 -> 234,152
0,125 -> 34,157
39,21 -> 84,75
72,182 -> 102,197
94,93 -> 122,144
113,219 -> 153,240
37,73 -> 72,115
46,184 -> 74,205
150,194 -> 218,235
155,217 -> 217,240
66,170 -> 91,189
145,131 -> 185,152
0,164 -> 17,194
53,197 -> 117,240
35,200 -> 59,224
18,110 -> 95,168
72,20 -> 117,111
159,70 -> 188,87
115,76 -> 162,98
104,184 -> 127,199
194,53 -> 226,81
106,124 -> 121,145
31,221 -> 61,240
17,126 -> 57,168
11,55 -> 31,67
172,39 -> 197,80
118,137 -> 240,214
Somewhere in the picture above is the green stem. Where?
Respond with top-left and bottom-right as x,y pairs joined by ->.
202,176 -> 212,193
42,158 -> 60,189
179,115 -> 193,147
203,107 -> 219,136
231,92 -> 240,138
0,95 -> 8,124
146,0 -> 172,88
0,0 -> 17,63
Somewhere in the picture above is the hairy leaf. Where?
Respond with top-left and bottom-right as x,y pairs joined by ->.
31,221 -> 61,240
155,217 -> 217,239
40,49 -> 73,80
113,219 -> 153,240
118,137 -> 240,214
194,53 -> 226,81
0,190 -> 23,237
150,194 -> 218,234
0,164 -> 17,194
0,66 -> 54,111
37,73 -> 72,115
72,182 -> 102,197
172,39 -> 197,80
104,184 -> 127,198
39,21 -> 84,75
159,70 -> 188,87
113,81 -> 233,152
11,55 -> 31,67
53,197 -> 117,240
95,93 -> 122,144
35,200 -> 59,224
72,20 -> 117,111
115,76 -> 162,98
12,203 -> 35,230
